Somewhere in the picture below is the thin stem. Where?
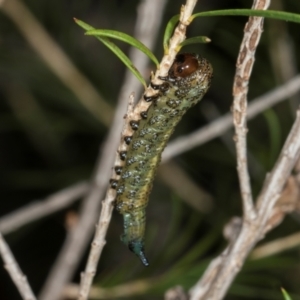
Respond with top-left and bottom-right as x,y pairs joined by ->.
190,108 -> 300,299
77,0 -> 199,299
232,0 -> 271,220
0,233 -> 37,300
0,182 -> 88,235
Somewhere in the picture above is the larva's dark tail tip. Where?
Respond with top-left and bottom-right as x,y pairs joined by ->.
128,240 -> 149,267
139,251 -> 149,267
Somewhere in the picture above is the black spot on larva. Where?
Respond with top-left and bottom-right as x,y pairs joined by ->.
158,75 -> 169,81
116,185 -> 125,195
115,202 -> 122,211
140,111 -> 147,119
150,82 -> 161,90
132,175 -> 141,185
170,109 -> 180,117
124,136 -> 132,145
127,190 -> 137,199
175,90 -> 182,97
149,115 -> 161,125
166,99 -> 179,108
160,82 -> 170,92
127,156 -> 137,165
145,144 -> 152,153
132,140 -> 141,150
114,166 -> 122,175
150,133 -> 158,142
122,170 -> 132,179
130,120 -> 139,130
110,179 -> 118,189
139,128 -> 152,137
162,108 -> 171,114
135,164 -> 144,172
144,94 -> 158,102
120,151 -> 127,161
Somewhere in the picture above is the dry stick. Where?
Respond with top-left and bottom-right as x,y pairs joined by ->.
158,162 -> 214,213
190,109 -> 300,299
64,280 -> 152,299
163,74 -> 300,162
77,1 -> 199,299
0,181 -> 88,235
232,0 -> 270,220
200,101 -> 264,179
39,1 -> 169,300
190,0 -> 271,298
0,0 -> 113,126
0,233 -> 37,300
251,231 -> 300,260
189,0 -> 300,298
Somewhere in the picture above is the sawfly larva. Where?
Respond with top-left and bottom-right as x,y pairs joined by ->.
111,53 -> 213,266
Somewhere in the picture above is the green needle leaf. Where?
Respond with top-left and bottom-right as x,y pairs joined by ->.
74,18 -> 94,31
191,9 -> 300,24
86,29 -> 159,68
281,288 -> 293,300
163,14 -> 180,53
178,36 -> 211,50
74,18 -> 147,88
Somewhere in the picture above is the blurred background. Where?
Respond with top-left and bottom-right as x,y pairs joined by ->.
0,0 -> 300,299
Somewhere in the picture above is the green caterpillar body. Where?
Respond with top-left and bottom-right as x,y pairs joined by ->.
111,53 -> 213,266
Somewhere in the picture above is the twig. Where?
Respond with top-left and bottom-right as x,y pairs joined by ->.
190,108 -> 300,299
0,0 -> 113,125
163,74 -> 300,162
39,1 -> 169,300
232,0 -> 270,220
64,280 -> 151,299
77,1 -> 199,299
0,181 -> 88,235
188,1 -> 300,299
228,175 -> 300,259
251,231 -> 300,260
200,101 -> 264,179
0,233 -> 37,300
158,162 -> 213,213
165,286 -> 188,300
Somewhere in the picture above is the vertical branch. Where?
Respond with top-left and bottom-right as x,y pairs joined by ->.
190,108 -> 300,299
232,0 -> 270,220
0,233 -> 37,300
77,1 -> 199,299
189,2 -> 300,299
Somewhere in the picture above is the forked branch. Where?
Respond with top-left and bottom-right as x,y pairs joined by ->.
189,0 -> 300,299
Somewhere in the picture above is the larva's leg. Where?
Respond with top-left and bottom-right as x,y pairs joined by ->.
121,209 -> 149,266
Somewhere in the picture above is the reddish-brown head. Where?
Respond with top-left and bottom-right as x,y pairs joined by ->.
168,53 -> 199,79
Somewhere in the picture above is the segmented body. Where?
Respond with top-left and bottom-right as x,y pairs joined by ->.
111,53 -> 213,266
